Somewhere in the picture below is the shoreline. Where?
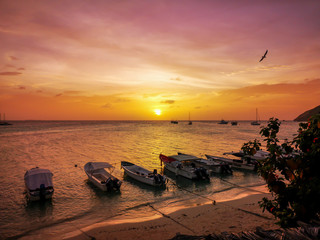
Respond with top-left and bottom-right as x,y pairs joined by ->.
62,191 -> 279,240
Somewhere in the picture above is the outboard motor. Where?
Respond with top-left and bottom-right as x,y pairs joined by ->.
105,178 -> 114,191
200,168 -> 210,180
194,168 -> 201,179
158,174 -> 164,185
112,179 -> 121,190
226,165 -> 233,174
39,184 -> 46,200
195,168 -> 208,179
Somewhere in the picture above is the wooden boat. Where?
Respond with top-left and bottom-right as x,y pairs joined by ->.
84,162 -> 122,191
159,154 -> 210,180
121,161 -> 166,187
205,154 -> 257,171
24,167 -> 54,201
177,153 -> 232,174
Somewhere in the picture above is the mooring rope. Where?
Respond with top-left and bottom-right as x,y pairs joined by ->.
218,177 -> 266,194
147,203 -> 196,234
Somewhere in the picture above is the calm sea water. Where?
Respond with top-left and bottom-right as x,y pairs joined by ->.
0,120 -> 299,239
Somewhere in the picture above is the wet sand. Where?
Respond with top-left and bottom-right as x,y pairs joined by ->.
64,193 -> 280,240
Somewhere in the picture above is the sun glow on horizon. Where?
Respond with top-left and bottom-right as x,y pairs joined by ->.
154,109 -> 162,116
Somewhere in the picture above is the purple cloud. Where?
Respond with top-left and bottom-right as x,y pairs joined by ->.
0,71 -> 22,76
10,56 -> 19,61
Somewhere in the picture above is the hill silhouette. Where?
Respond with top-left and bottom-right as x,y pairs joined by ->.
294,105 -> 320,121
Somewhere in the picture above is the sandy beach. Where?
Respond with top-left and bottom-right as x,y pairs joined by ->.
62,193 -> 279,240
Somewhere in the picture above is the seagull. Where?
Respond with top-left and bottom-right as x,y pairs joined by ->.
259,49 -> 268,62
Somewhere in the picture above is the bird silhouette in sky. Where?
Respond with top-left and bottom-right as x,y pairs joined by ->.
259,49 -> 268,62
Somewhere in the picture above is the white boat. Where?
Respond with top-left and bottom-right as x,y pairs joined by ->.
84,162 -> 122,192
121,161 -> 166,187
205,154 -> 257,171
223,149 -> 269,161
24,167 -> 54,201
177,153 -> 232,174
159,154 -> 210,180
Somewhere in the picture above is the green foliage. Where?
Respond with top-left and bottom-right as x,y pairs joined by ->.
242,115 -> 320,227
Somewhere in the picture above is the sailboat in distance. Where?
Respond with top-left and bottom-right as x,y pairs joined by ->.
188,112 -> 192,125
0,113 -> 12,126
251,108 -> 261,125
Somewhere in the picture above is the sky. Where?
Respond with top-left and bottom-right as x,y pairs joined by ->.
0,0 -> 320,120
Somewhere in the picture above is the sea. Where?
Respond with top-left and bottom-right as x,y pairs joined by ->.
0,120 -> 300,239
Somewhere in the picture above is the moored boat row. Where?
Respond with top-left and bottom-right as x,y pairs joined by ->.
24,149 -> 266,201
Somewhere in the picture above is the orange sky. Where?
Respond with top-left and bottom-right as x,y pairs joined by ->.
1,1 -> 320,120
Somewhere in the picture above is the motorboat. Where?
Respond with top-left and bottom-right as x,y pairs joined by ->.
223,149 -> 269,162
159,154 -> 210,180
205,154 -> 257,171
218,119 -> 228,124
177,153 -> 232,174
24,167 -> 54,201
84,162 -> 122,192
121,161 -> 166,187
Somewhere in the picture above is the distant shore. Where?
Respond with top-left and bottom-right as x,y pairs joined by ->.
60,192 -> 279,240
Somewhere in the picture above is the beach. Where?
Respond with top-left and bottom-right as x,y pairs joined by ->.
61,192 -> 279,240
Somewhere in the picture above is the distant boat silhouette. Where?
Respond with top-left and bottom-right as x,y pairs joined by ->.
259,49 -> 268,62
171,120 -> 178,124
188,112 -> 192,125
231,121 -> 238,126
251,108 -> 261,125
218,119 -> 228,124
0,113 -> 12,125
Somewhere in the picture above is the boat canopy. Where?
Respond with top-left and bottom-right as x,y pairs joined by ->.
24,168 -> 53,190
169,154 -> 201,162
86,162 -> 114,171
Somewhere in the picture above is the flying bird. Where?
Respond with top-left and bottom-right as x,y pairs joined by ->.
259,49 -> 268,62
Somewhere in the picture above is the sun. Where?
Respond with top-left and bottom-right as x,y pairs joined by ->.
154,109 -> 162,116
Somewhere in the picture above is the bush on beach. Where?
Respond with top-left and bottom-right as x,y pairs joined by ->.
242,115 -> 320,227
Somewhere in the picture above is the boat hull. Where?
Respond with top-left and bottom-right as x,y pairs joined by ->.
121,161 -> 166,187
26,188 -> 54,201
24,167 -> 54,201
206,155 -> 256,171
164,162 -> 198,179
84,162 -> 122,192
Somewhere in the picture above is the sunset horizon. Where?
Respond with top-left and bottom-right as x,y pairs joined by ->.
1,1 -> 319,121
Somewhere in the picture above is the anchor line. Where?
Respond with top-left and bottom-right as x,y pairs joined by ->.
147,203 -> 196,234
